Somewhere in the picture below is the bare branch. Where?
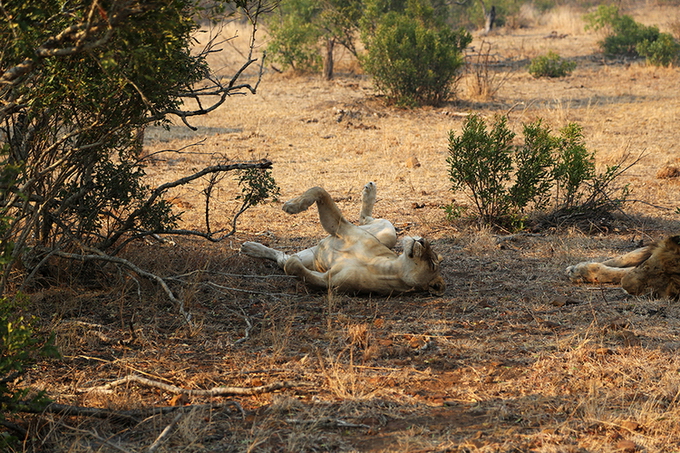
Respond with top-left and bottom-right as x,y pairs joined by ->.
53,249 -> 192,326
103,159 -> 273,251
79,374 -> 307,397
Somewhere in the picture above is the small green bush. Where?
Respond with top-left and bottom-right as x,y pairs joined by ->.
446,114 -> 516,222
361,2 -> 471,106
528,51 -> 577,78
447,115 -> 632,228
0,296 -> 58,448
584,5 -> 660,58
265,0 -> 322,72
637,32 -> 680,67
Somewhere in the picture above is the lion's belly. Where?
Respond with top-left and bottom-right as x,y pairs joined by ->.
312,235 -> 394,272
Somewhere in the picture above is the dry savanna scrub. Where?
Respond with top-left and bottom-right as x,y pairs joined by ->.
15,4 -> 680,452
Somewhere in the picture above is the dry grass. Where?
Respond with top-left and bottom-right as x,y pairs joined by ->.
11,4 -> 680,452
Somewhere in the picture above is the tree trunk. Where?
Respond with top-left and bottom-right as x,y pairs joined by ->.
323,38 -> 335,81
484,5 -> 496,35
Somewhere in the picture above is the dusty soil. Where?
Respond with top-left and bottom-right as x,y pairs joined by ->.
14,4 -> 680,453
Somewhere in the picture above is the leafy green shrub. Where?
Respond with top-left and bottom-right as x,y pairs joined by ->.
528,51 -> 577,78
584,5 -> 660,57
265,0 -> 323,72
552,123 -> 595,210
636,32 -> 680,66
361,1 -> 471,106
0,296 -> 58,448
446,115 -> 516,222
447,115 -> 632,228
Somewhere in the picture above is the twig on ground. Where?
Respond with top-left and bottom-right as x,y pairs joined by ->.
79,374 -> 307,397
205,281 -> 293,297
64,425 -> 136,453
147,413 -> 183,453
232,306 -> 254,346
285,417 -> 370,429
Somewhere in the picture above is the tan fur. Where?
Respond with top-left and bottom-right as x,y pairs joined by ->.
241,183 -> 445,295
566,236 -> 680,298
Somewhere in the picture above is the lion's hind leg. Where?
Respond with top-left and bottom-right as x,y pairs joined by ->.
567,245 -> 653,284
600,246 -> 653,268
566,261 -> 630,284
282,187 -> 351,237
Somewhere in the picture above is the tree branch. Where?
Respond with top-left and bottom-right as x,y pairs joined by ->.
53,249 -> 193,326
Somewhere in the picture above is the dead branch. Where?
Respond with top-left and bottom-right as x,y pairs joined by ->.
79,374 -> 307,397
29,401 -> 243,422
52,249 -> 192,326
147,413 -> 183,453
105,159 -> 273,252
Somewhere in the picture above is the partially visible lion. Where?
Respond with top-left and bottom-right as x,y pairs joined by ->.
566,236 -> 680,298
241,183 -> 445,295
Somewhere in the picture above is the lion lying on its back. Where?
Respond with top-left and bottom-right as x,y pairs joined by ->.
567,236 -> 680,299
241,183 -> 445,295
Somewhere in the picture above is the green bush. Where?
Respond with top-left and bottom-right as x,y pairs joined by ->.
528,51 -> 577,78
552,123 -> 595,210
446,114 -> 516,222
584,5 -> 660,57
361,1 -> 471,106
265,0 -> 322,72
0,296 -> 58,448
447,115 -> 632,228
637,32 -> 680,66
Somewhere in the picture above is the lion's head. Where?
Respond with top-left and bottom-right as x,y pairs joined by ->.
401,237 -> 445,295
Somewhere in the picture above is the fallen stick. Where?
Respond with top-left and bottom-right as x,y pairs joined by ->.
80,374 -> 307,397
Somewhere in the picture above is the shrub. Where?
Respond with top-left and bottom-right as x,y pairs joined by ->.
362,2 -> 471,106
528,51 -> 576,78
265,0 -> 323,72
584,5 -> 660,58
446,114 -> 516,222
636,32 -> 680,67
447,115 -> 632,229
0,296 -> 58,448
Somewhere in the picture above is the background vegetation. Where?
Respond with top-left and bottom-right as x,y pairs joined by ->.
2,0 -> 680,450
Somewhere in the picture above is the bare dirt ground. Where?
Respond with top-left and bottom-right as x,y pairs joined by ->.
16,4 -> 680,452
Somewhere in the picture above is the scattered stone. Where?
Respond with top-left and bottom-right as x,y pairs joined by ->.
551,295 -> 583,307
406,156 -> 421,168
545,30 -> 568,39
615,439 -> 636,452
620,420 -> 640,432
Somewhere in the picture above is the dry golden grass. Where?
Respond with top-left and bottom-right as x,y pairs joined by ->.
13,4 -> 680,452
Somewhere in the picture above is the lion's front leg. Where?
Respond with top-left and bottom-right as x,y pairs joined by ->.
284,256 -> 331,290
